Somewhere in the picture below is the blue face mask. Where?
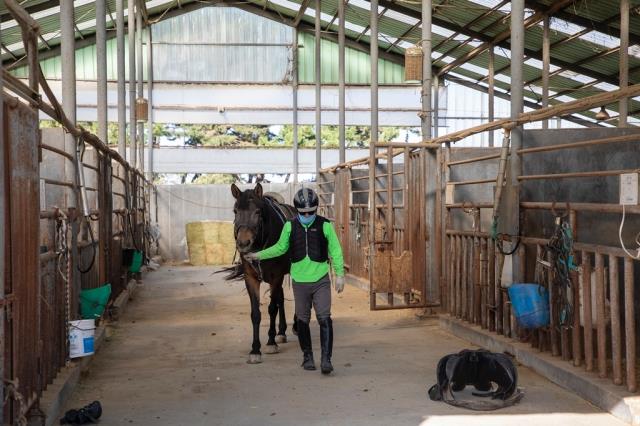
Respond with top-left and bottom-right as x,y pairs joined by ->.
298,213 -> 316,225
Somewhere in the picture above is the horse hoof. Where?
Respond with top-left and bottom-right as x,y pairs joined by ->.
247,354 -> 263,364
275,335 -> 287,344
264,344 -> 280,354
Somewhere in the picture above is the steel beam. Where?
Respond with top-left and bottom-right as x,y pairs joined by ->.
524,0 -> 640,46
97,0 -> 108,143
137,11 -> 144,173
423,0 -> 438,303
294,0 -> 312,27
368,0 -> 378,310
620,0 -> 629,127
444,75 -> 601,128
432,0 -> 508,53
315,0 -> 321,175
147,26 -> 154,179
129,0 -> 137,167
542,15 -> 549,129
510,0 -> 524,283
293,27 -> 299,183
117,0 -> 126,157
436,0 -> 575,77
488,45 -> 495,146
339,0 -> 346,164
61,0 -> 77,207
0,45 -> 4,426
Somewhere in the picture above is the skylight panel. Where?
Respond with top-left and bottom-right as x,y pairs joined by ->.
398,40 -> 416,50
579,30 -> 619,49
548,18 -> 585,36
494,74 -> 511,84
466,0 -> 505,9
264,0 -> 301,13
384,9 -> 419,26
459,62 -> 487,76
629,45 -> 640,60
432,25 -> 455,39
594,82 -> 618,91
558,71 -> 596,85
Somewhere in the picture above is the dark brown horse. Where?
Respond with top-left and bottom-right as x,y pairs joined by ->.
224,183 -> 296,364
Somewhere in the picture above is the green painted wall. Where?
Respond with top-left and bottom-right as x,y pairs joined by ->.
12,35 -> 148,80
297,32 -> 404,84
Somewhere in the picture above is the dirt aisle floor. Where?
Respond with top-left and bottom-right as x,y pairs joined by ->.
63,266 -> 626,426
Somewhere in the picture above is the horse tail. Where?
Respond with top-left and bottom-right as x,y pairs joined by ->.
218,262 -> 245,281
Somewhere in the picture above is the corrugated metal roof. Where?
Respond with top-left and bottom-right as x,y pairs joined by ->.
2,0 -> 640,123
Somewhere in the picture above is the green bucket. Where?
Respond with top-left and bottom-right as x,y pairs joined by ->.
129,250 -> 143,273
80,283 -> 112,319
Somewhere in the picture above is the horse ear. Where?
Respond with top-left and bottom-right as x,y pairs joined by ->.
254,182 -> 263,198
231,183 -> 241,199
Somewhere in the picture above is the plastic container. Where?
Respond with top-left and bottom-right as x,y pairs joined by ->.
123,249 -> 143,273
69,319 -> 95,358
129,250 -> 143,273
508,283 -> 550,329
80,284 -> 112,319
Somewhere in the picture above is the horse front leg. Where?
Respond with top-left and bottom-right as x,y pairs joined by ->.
265,278 -> 284,354
275,281 -> 288,343
245,275 -> 262,364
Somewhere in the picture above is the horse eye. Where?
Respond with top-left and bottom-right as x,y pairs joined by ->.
254,209 -> 260,215
233,208 -> 237,214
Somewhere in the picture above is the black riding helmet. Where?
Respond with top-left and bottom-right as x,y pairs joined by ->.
294,188 -> 319,213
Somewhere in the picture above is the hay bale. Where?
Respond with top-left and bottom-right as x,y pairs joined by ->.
202,221 -> 220,244
188,243 -> 206,266
185,222 -> 205,245
218,222 -> 235,245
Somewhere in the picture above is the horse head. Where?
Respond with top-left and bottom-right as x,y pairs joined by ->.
231,183 -> 265,254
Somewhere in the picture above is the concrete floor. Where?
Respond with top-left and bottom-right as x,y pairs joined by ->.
63,266 -> 626,426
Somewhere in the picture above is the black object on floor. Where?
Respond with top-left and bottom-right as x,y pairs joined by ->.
428,349 -> 523,410
60,401 -> 102,425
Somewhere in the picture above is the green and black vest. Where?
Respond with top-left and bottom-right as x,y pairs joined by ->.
290,216 -> 329,263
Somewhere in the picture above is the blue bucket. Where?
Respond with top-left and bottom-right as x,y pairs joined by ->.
508,283 -> 550,329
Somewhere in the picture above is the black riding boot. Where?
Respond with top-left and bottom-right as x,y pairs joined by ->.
319,317 -> 334,375
297,320 -> 316,370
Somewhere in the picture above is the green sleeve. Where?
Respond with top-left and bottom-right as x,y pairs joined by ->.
258,222 -> 291,260
323,222 -> 345,277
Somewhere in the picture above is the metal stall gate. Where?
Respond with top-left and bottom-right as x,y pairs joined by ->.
2,101 -> 153,424
319,147 -> 430,310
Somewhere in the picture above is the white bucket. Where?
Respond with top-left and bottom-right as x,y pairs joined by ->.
69,319 -> 95,358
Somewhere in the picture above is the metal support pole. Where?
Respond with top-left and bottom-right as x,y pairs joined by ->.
147,26 -> 154,179
128,0 -> 137,167
315,0 -> 322,176
293,27 -> 299,184
423,0 -> 438,303
620,0 -> 629,127
96,0 -> 108,143
433,75 -> 439,138
136,11 -> 144,174
117,0 -> 126,157
369,0 -> 379,309
488,45 -> 495,146
0,59 -> 5,425
509,0 -> 524,283
61,0 -> 77,207
542,15 -> 550,130
421,0 -> 432,140
338,0 -> 346,164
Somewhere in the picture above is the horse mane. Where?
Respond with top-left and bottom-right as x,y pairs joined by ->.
219,192 -> 295,281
